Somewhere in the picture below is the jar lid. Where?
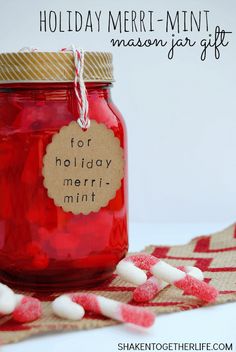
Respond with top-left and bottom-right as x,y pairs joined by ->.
0,51 -> 113,83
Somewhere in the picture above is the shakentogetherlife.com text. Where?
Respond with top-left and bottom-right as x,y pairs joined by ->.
117,342 -> 233,352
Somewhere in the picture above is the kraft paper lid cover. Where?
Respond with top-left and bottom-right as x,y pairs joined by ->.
0,51 -> 113,83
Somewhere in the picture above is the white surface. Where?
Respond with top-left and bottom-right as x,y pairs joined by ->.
0,0 -> 236,223
3,222 -> 236,352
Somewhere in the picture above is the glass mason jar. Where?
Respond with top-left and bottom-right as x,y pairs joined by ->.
0,51 -> 128,291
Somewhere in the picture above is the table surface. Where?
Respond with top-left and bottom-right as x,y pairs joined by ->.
3,222 -> 236,352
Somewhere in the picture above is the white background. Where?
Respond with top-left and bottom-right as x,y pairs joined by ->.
0,0 -> 235,224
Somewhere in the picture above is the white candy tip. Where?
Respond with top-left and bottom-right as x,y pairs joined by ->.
116,260 -> 147,286
185,266 -> 204,281
15,294 -> 24,306
0,283 -> 17,315
52,295 -> 85,321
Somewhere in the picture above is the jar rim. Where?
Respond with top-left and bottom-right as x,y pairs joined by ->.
0,81 -> 112,89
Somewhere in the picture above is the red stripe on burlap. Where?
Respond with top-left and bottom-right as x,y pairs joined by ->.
0,319 -> 31,331
151,255 -> 213,272
152,246 -> 170,258
207,267 -> 236,272
194,236 -> 236,252
130,301 -> 185,307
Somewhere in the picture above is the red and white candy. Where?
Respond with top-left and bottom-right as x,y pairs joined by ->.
0,283 -> 42,322
53,293 -> 155,328
116,254 -> 218,303
52,295 -> 85,321
133,266 -> 204,303
13,295 -> 42,323
133,276 -> 162,303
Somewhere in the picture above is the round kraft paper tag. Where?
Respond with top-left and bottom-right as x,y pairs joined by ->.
42,120 -> 124,215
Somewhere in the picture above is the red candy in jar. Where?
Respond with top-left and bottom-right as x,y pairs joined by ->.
0,50 -> 128,291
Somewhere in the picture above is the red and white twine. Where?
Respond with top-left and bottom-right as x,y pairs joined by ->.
19,46 -> 90,129
61,45 -> 90,129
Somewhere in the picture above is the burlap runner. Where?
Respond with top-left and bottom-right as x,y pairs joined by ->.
1,224 -> 236,345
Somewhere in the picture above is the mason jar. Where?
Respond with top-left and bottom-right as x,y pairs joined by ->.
0,50 -> 128,291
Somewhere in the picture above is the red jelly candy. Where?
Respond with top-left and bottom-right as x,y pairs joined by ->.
13,296 -> 42,323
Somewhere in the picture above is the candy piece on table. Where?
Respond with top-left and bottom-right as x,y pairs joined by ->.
53,293 -> 155,328
71,293 -> 155,328
0,283 -> 17,315
52,295 -> 85,321
116,260 -> 147,285
133,276 -> 163,303
116,254 -> 218,303
13,296 -> 42,323
151,260 -> 218,303
180,266 -> 204,282
116,254 -> 161,286
174,275 -> 218,302
133,266 -> 204,303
